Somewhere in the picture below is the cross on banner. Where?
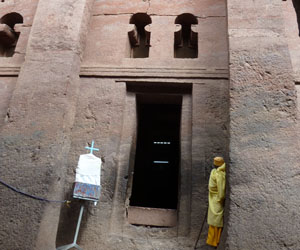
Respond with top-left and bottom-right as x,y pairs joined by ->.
85,140 -> 99,154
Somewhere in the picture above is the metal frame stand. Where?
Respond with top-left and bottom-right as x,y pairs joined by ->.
57,205 -> 84,250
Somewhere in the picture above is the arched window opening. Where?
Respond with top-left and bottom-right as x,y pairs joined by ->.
292,0 -> 300,36
174,13 -> 198,59
0,12 -> 23,57
128,13 -> 151,58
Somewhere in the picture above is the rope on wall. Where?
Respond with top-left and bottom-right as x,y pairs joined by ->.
0,178 -> 71,205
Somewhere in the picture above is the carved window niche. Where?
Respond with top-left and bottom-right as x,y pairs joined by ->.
128,13 -> 151,58
291,0 -> 300,36
0,12 -> 23,57
174,13 -> 198,59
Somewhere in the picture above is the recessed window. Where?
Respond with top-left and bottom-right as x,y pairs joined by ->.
0,12 -> 23,57
292,0 -> 300,36
174,13 -> 198,58
128,13 -> 151,58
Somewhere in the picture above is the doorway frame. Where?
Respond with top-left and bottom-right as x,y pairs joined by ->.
109,81 -> 192,237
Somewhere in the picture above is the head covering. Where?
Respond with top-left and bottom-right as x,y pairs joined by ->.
213,157 -> 224,167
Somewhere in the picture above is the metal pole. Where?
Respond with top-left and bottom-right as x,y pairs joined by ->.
73,205 -> 84,244
56,205 -> 84,250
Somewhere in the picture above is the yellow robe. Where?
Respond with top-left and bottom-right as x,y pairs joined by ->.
207,163 -> 226,227
207,225 -> 222,247
206,163 -> 226,247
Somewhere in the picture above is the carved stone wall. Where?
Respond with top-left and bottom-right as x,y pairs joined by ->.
0,0 -> 299,250
226,0 -> 300,249
0,0 -> 94,249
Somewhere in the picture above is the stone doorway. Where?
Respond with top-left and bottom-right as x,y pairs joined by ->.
109,81 -> 192,236
128,94 -> 182,227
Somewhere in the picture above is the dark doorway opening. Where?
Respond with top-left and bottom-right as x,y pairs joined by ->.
130,95 -> 182,209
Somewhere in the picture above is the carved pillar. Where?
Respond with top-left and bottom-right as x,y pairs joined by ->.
0,0 -> 94,249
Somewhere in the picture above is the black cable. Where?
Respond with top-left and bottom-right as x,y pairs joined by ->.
0,178 -> 70,204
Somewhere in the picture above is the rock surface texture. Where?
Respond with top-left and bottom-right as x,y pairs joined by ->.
0,0 -> 299,250
0,0 -> 94,249
225,0 -> 300,250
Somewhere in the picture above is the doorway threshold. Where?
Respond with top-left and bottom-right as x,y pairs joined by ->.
127,206 -> 177,227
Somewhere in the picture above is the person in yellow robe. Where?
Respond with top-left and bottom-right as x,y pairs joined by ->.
206,156 -> 226,247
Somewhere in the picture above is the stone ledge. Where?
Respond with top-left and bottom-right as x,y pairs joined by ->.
0,66 -> 229,79
80,66 -> 229,79
0,66 -> 20,76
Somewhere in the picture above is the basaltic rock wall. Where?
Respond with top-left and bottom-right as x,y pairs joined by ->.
225,0 -> 300,249
0,1 -> 299,250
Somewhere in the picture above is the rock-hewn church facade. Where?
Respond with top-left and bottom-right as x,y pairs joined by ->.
0,0 -> 299,249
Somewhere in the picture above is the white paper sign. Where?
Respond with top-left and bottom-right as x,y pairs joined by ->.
75,153 -> 102,185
